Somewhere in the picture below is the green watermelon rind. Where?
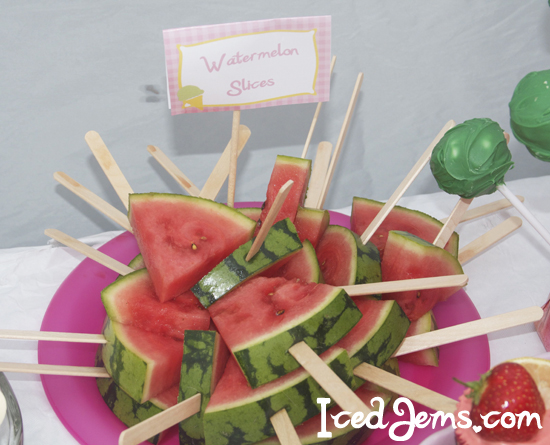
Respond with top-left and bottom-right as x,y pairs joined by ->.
348,299 -> 410,370
179,330 -> 225,445
96,378 -> 165,444
351,197 -> 460,257
316,225 -> 382,288
192,218 -> 303,308
102,319 -> 150,403
203,347 -> 354,445
233,286 -> 363,389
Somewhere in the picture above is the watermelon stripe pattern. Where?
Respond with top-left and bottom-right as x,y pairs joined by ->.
203,347 -> 354,445
233,286 -> 362,388
179,330 -> 229,445
192,218 -> 302,308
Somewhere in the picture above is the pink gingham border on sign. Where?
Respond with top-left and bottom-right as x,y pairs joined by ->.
163,16 -> 331,115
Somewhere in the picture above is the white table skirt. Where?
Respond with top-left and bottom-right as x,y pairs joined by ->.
1,174 -> 549,445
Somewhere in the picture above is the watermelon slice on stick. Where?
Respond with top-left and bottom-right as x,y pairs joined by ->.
358,120 -> 456,246
129,193 -> 256,303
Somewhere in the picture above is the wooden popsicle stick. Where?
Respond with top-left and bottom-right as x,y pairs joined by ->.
395,306 -> 543,357
439,196 -> 524,224
342,274 -> 468,297
200,125 -> 251,200
85,131 -> 134,210
458,216 -> 522,264
44,228 -> 134,276
118,394 -> 201,445
147,145 -> 201,196
227,111 -> 241,208
270,409 -> 302,445
301,55 -> 337,159
303,141 -> 333,209
497,185 -> 550,247
360,120 -> 456,245
246,180 -> 294,261
289,342 -> 372,416
317,73 -> 363,210
433,197 -> 473,248
0,329 -> 106,344
54,171 -> 133,233
0,362 -> 110,378
353,362 -> 458,414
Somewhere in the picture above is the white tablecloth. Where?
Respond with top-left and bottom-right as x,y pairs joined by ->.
1,174 -> 549,445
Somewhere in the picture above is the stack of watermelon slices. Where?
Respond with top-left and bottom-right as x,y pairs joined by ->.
95,154 -> 465,444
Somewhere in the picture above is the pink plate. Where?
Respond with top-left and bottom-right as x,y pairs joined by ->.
39,203 -> 489,445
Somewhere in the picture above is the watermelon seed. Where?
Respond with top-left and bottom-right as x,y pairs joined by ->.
191,243 -> 198,250
416,291 -> 421,299
276,310 -> 285,316
201,236 -> 207,240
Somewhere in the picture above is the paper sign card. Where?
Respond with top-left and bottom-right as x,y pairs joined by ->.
163,16 -> 331,114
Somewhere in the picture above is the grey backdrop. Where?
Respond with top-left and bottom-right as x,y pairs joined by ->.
2,1 -> 549,248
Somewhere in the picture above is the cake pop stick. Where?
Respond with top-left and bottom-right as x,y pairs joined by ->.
53,171 -> 133,233
301,55 -> 337,159
85,131 -> 134,210
430,118 -> 550,247
147,145 -> 200,196
200,124 -> 251,200
318,72 -> 364,209
439,195 -> 524,224
227,111 -> 241,208
304,141 -> 333,209
360,120 -> 456,245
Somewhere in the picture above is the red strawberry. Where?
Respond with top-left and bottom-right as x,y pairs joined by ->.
456,362 -> 545,442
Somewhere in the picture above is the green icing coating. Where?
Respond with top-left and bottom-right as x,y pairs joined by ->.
430,118 -> 514,198
509,69 -> 550,162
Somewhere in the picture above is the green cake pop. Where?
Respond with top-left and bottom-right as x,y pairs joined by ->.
430,118 -> 514,199
509,69 -> 550,162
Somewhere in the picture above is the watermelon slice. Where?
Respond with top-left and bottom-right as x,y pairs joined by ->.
294,207 -> 330,248
129,193 -> 256,302
102,268 -> 210,340
399,310 -> 439,367
203,347 -> 354,445
237,207 -> 261,221
255,155 -> 312,236
101,318 -> 184,403
208,276 -> 362,388
179,330 -> 230,445
316,225 -> 381,287
192,218 -> 303,308
350,197 -> 459,258
381,230 -> 464,321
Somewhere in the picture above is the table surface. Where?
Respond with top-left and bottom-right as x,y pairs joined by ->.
1,174 -> 549,445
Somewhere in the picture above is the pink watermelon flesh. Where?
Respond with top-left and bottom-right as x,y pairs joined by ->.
255,156 -> 311,236
294,207 -> 330,248
398,310 -> 439,367
102,269 -> 211,340
316,226 -> 355,286
261,239 -> 321,283
350,197 -> 459,259
237,207 -> 261,221
153,384 -> 179,409
129,193 -> 255,302
381,230 -> 464,321
208,276 -> 341,352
